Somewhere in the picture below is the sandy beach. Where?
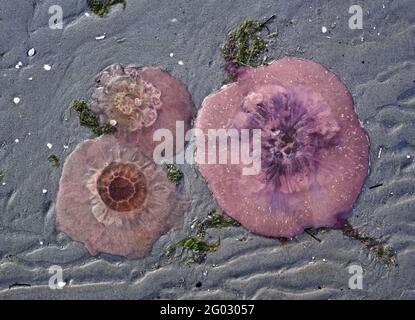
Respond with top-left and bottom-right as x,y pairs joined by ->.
0,0 -> 414,299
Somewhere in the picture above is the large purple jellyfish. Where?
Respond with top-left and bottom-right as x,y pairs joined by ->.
56,135 -> 187,259
91,64 -> 194,158
195,57 -> 369,238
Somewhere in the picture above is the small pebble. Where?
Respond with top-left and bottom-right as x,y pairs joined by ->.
43,64 -> 52,71
57,281 -> 66,289
42,189 -> 48,194
85,12 -> 90,17
169,53 -> 174,57
14,139 -> 20,143
47,143 -> 53,149
63,145 -> 69,150
109,119 -> 117,126
321,26 -> 327,33
13,97 -> 20,105
27,48 -> 36,57
170,18 -> 178,23
28,77 -> 33,81
406,155 -> 411,159
95,34 -> 106,40
15,61 -> 23,69
377,147 -> 383,159
178,60 -> 184,66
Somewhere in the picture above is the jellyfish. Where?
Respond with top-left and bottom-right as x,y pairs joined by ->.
195,57 -> 370,238
56,135 -> 187,258
91,64 -> 194,158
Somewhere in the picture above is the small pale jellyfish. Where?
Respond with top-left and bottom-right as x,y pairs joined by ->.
56,135 -> 187,258
91,64 -> 194,158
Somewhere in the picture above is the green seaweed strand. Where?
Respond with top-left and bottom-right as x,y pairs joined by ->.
70,100 -> 115,136
221,19 -> 268,68
86,0 -> 126,17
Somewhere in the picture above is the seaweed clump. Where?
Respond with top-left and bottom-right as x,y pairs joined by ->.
165,164 -> 183,185
47,155 -> 60,167
165,211 -> 239,263
178,237 -> 219,264
164,244 -> 176,256
196,211 -> 240,237
86,0 -> 126,17
70,100 -> 115,136
342,222 -> 397,267
221,18 -> 275,81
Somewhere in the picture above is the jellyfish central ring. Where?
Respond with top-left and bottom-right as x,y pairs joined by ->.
97,162 -> 148,212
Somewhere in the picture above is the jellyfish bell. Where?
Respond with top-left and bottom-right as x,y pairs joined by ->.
195,57 -> 370,238
56,135 -> 187,259
91,64 -> 194,159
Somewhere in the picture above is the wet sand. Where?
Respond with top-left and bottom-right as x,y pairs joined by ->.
0,0 -> 414,299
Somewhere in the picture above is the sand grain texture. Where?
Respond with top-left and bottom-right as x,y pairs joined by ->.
0,0 -> 414,299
